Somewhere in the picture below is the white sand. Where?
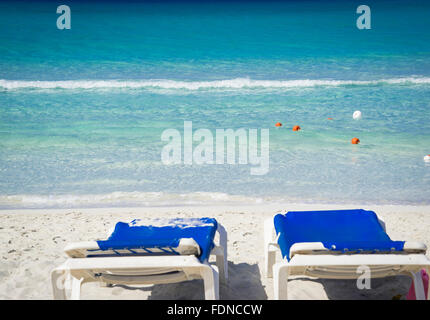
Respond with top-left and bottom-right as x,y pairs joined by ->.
1,203 -> 429,300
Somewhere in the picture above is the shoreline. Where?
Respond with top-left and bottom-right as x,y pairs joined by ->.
1,202 -> 430,215
1,203 -> 429,299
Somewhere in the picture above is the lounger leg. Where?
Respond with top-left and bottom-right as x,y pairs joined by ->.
216,253 -> 227,284
70,277 -> 84,300
216,224 -> 228,283
200,265 -> 219,300
62,271 -> 71,297
265,248 -> 276,278
51,269 -> 66,300
273,263 -> 289,300
264,218 -> 276,278
426,267 -> 430,300
411,270 -> 426,300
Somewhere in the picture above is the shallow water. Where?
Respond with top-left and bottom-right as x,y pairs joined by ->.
1,0 -> 429,208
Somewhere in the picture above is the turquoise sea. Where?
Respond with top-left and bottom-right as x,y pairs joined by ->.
1,0 -> 430,208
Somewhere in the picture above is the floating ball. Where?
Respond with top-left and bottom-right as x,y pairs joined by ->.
292,125 -> 301,131
353,110 -> 362,120
351,137 -> 360,144
275,122 -> 282,127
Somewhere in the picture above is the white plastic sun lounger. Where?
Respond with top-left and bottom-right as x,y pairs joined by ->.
264,209 -> 430,300
51,218 -> 228,300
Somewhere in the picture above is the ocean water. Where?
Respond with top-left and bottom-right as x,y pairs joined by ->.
1,0 -> 430,208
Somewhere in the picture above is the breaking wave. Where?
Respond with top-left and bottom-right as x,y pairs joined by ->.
1,77 -> 430,91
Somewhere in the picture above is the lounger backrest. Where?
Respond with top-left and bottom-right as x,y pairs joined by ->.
274,209 -> 405,260
95,217 -> 218,262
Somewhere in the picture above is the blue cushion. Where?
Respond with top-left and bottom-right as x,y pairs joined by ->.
274,209 -> 404,261
97,217 -> 218,262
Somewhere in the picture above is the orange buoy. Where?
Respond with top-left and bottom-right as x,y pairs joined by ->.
292,125 -> 301,131
351,137 -> 360,144
275,122 -> 282,127
327,117 -> 333,120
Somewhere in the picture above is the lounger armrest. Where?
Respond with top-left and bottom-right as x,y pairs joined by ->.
177,238 -> 201,256
264,217 -> 280,253
215,224 -> 227,248
264,217 -> 278,246
290,242 -> 328,258
403,241 -> 427,254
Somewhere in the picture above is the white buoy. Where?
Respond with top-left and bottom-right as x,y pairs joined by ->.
424,155 -> 430,162
353,110 -> 362,120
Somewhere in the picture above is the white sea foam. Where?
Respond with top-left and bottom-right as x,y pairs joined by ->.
0,191 -> 265,209
1,77 -> 430,91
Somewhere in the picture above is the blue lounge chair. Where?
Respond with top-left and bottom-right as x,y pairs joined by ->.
264,209 -> 430,299
52,217 -> 227,300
